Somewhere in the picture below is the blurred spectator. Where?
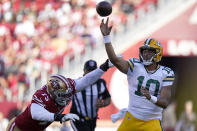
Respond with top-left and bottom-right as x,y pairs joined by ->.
162,101 -> 177,131
17,65 -> 30,101
0,112 -> 8,131
6,100 -> 28,121
7,72 -> 18,101
0,0 -> 158,119
0,77 -> 8,101
7,105 -> 22,121
120,0 -> 135,14
0,56 -> 5,76
175,100 -> 197,131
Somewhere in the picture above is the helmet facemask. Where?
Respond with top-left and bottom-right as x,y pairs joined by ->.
47,75 -> 73,106
140,47 -> 156,66
139,38 -> 163,66
53,90 -> 73,106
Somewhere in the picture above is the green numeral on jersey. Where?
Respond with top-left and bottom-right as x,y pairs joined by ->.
134,76 -> 144,96
135,76 -> 160,97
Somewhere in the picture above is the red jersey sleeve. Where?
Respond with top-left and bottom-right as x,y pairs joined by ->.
32,86 -> 50,108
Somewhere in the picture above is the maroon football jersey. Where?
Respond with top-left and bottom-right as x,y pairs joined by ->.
14,78 -> 76,131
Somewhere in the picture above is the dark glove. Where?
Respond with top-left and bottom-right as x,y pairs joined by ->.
54,113 -> 65,123
100,59 -> 110,72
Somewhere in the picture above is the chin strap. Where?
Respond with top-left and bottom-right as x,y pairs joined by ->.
143,61 -> 153,66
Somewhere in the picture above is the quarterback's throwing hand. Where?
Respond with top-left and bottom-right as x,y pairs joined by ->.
100,17 -> 112,36
141,86 -> 151,100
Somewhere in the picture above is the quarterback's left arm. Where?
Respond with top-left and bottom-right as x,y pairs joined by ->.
141,67 -> 175,108
155,85 -> 172,108
157,68 -> 175,108
141,85 -> 172,108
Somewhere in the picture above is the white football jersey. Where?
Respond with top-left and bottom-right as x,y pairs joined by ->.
127,58 -> 175,121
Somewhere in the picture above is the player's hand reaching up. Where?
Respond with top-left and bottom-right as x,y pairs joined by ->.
100,17 -> 112,36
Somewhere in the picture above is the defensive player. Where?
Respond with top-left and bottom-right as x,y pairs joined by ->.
6,60 -> 111,131
100,18 -> 175,131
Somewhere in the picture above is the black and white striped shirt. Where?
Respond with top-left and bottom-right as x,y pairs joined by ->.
70,78 -> 110,119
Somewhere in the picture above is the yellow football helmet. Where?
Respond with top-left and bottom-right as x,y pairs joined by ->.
139,38 -> 163,65
47,75 -> 73,106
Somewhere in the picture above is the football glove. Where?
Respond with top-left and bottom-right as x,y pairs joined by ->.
54,113 -> 79,123
61,113 -> 79,122
99,59 -> 113,72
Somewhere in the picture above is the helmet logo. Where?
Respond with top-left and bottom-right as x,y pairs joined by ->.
51,80 -> 60,90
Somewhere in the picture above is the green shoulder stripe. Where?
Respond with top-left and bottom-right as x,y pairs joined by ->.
163,80 -> 174,82
166,76 -> 174,78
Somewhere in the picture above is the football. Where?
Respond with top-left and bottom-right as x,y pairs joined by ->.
96,1 -> 112,17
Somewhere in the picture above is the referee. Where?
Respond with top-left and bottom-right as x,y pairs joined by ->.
70,59 -> 111,131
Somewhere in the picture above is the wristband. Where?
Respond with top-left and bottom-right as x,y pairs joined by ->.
103,35 -> 111,44
150,95 -> 157,104
54,113 -> 64,122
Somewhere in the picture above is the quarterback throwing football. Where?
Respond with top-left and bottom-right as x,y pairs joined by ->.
100,18 -> 175,131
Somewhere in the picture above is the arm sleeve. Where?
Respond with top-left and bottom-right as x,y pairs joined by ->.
75,68 -> 104,92
30,103 -> 54,122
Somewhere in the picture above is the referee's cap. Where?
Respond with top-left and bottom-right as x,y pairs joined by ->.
84,60 -> 97,71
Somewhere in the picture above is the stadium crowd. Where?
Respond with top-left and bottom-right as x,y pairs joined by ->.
0,0 -> 158,130
0,0 -> 157,102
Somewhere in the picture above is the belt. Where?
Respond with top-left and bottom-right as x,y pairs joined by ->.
78,114 -> 96,121
84,116 -> 91,121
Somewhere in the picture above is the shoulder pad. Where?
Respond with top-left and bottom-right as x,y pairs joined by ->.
132,58 -> 141,63
128,58 -> 141,72
161,66 -> 174,76
32,87 -> 49,107
162,66 -> 175,82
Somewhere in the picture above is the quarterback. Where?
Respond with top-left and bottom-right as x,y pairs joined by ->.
100,18 -> 175,131
6,60 -> 111,131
